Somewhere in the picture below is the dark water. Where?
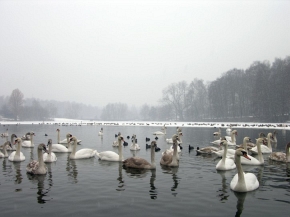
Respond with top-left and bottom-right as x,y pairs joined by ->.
0,124 -> 290,217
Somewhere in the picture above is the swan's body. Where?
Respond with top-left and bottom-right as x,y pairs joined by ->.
43,139 -> 57,163
69,136 -> 96,160
96,135 -> 124,161
230,148 -> 259,192
98,128 -> 103,136
250,133 -> 273,154
241,137 -> 264,165
0,141 -> 12,158
196,146 -> 219,155
160,134 -> 179,167
216,140 -> 236,171
51,131 -> 72,152
123,141 -> 157,169
130,134 -> 140,151
269,142 -> 290,163
58,129 -> 81,144
153,126 -> 166,135
8,138 -> 26,162
22,132 -> 35,148
26,143 -> 47,175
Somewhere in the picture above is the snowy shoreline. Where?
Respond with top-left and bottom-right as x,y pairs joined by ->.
0,118 -> 289,130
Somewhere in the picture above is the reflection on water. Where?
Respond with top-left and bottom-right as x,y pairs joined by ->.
116,163 -> 125,191
216,171 -> 230,202
66,155 -> 78,183
161,165 -> 180,196
234,191 -> 247,217
149,169 -> 157,199
26,165 -> 53,204
13,162 -> 23,185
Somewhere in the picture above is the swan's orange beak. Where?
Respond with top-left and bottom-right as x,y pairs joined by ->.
243,153 -> 251,160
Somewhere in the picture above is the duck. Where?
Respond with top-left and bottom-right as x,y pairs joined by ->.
51,131 -> 72,152
130,134 -> 140,151
230,148 -> 259,192
189,145 -> 194,151
0,141 -> 12,158
26,143 -> 48,175
69,136 -> 97,160
250,132 -> 273,154
96,135 -> 124,161
8,138 -> 26,162
22,132 -> 35,148
98,128 -> 103,136
153,125 -> 166,135
268,142 -> 290,163
215,140 -> 236,171
160,134 -> 179,167
123,141 -> 157,169
43,139 -> 57,162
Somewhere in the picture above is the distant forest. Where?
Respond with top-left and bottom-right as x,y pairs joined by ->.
1,56 -> 289,122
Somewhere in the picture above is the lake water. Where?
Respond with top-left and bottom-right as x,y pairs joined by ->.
0,123 -> 290,217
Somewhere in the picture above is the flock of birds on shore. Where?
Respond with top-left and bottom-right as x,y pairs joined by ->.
0,125 -> 289,193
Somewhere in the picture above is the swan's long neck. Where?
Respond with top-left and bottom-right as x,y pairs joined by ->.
3,144 -> 8,156
132,137 -> 136,148
57,131 -> 60,144
16,141 -> 21,157
118,139 -> 123,161
267,134 -> 272,150
286,144 -> 290,162
179,134 -> 183,143
221,143 -> 228,164
67,136 -> 71,149
150,145 -> 156,169
48,144 -> 52,156
231,133 -> 236,143
31,134 -> 34,145
70,140 -> 77,158
171,142 -> 178,165
38,147 -> 45,168
242,139 -> 248,154
235,155 -> 246,190
256,140 -> 264,164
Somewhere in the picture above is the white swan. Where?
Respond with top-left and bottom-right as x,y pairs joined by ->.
269,142 -> 290,163
230,148 -> 259,192
8,138 -> 26,162
96,135 -> 124,161
22,132 -> 35,148
226,124 -> 232,135
213,127 -> 221,136
240,137 -> 264,165
153,125 -> 166,135
0,128 -> 8,138
225,130 -> 237,146
123,141 -> 157,169
216,140 -> 236,171
250,132 -> 273,154
58,129 -> 81,144
43,139 -> 57,163
51,131 -> 72,153
130,134 -> 140,151
98,128 -> 103,136
69,136 -> 97,160
160,134 -> 179,167
212,143 -> 235,158
0,141 -> 12,158
166,131 -> 183,144
26,143 -> 47,175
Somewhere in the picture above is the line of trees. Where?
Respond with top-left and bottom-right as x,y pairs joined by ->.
1,56 -> 289,122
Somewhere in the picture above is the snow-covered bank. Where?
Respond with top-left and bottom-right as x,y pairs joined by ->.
0,118 -> 289,130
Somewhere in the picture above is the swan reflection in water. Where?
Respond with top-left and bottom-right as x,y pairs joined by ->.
66,155 -> 78,184
234,191 -> 247,217
123,166 -> 157,199
26,163 -> 53,204
116,162 -> 125,191
161,165 -> 180,197
13,162 -> 23,185
216,170 -> 230,202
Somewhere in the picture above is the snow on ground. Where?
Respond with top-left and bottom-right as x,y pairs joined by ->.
0,118 -> 289,130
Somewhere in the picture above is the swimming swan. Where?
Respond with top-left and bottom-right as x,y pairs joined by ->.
160,134 -> 179,167
269,142 -> 290,163
51,131 -> 72,153
69,136 -> 97,160
130,134 -> 140,151
215,140 -> 236,171
22,132 -> 35,148
96,135 -> 124,161
240,137 -> 264,165
153,125 -> 166,135
43,139 -> 57,162
230,148 -> 259,192
0,141 -> 12,158
26,143 -> 48,175
250,133 -> 273,154
8,138 -> 26,162
123,141 -> 157,169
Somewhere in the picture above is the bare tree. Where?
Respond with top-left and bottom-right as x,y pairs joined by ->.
9,89 -> 24,120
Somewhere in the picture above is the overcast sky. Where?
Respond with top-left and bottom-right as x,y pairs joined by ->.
1,0 -> 289,108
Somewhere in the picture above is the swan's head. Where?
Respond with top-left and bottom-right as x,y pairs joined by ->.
14,137 -> 22,145
4,141 -> 12,149
235,148 -> 251,160
118,135 -> 124,142
232,130 -> 238,136
256,137 -> 264,145
56,129 -> 60,132
47,139 -> 52,146
172,134 -> 179,143
132,134 -> 136,139
66,133 -> 72,138
69,136 -> 78,142
267,133 -> 274,140
151,141 -> 157,148
244,137 -> 251,143
219,140 -> 228,147
38,143 -> 48,153
178,132 -> 183,136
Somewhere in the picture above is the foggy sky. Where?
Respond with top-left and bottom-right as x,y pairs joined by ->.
1,0 -> 290,108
